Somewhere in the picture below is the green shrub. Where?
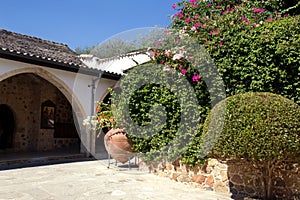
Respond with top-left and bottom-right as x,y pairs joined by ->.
112,64 -> 203,161
202,92 -> 300,199
202,92 -> 300,161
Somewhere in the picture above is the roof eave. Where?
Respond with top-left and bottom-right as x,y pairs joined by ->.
0,49 -> 121,80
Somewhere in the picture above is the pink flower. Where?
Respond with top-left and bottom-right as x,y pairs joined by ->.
283,14 -> 288,18
253,23 -> 257,27
181,69 -> 187,75
173,53 -> 184,60
194,22 -> 200,28
266,17 -> 273,22
190,0 -> 197,2
219,40 -> 223,46
161,60 -> 165,64
172,3 -> 177,9
253,8 -> 266,13
163,66 -> 171,71
179,65 -> 183,70
209,30 -> 213,35
185,18 -> 191,23
241,16 -> 249,23
192,74 -> 201,82
179,12 -> 184,19
165,50 -> 172,57
207,3 -> 211,7
194,14 -> 200,19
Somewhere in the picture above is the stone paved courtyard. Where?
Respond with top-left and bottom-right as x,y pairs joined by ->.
0,160 -> 232,200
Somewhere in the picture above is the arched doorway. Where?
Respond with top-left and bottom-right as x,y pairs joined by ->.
0,104 -> 15,149
0,73 -> 80,153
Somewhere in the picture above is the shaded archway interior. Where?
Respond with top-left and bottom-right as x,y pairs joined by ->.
0,104 -> 14,149
0,73 -> 80,153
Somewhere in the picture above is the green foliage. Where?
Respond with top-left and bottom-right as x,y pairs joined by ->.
202,92 -> 300,161
91,1 -> 300,167
167,0 -> 300,165
171,1 -> 300,104
111,63 -> 203,161
214,15 -> 300,104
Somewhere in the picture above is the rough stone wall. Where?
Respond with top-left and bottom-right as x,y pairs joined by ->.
0,73 -> 79,153
140,158 -> 300,199
227,159 -> 300,200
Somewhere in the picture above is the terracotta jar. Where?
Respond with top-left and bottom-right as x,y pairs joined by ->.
104,128 -> 134,163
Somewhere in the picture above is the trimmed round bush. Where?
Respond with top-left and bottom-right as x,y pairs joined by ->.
202,92 -> 300,161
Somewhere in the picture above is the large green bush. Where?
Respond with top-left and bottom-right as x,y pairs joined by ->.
202,92 -> 300,199
202,92 -> 300,160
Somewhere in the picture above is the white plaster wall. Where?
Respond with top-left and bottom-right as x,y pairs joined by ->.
0,58 -> 115,119
0,58 -> 118,154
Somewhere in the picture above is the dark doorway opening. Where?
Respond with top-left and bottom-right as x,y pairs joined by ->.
0,104 -> 15,149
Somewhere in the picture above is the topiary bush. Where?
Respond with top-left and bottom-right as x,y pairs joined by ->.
202,92 -> 300,199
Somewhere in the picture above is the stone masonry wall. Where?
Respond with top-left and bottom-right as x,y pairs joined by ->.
140,158 -> 300,199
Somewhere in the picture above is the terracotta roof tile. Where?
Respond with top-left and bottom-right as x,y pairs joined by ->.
0,29 -> 83,67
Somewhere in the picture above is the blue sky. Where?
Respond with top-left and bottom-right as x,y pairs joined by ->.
0,0 -> 177,50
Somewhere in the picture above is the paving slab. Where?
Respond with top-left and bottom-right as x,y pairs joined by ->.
0,160 -> 232,200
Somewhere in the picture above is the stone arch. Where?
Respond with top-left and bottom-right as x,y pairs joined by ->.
0,67 -> 86,126
0,67 -> 88,153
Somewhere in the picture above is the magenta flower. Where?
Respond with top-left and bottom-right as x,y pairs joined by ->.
185,18 -> 191,23
179,12 -> 184,19
241,16 -> 249,23
207,3 -> 211,7
253,8 -> 266,13
192,74 -> 201,82
209,30 -> 213,35
219,40 -> 223,46
161,60 -> 165,64
194,22 -> 200,28
190,0 -> 197,2
171,3 -> 176,9
181,69 -> 187,75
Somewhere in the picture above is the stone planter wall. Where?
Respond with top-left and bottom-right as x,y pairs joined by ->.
139,158 -> 300,199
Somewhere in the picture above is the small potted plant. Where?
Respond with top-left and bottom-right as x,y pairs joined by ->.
95,101 -> 134,163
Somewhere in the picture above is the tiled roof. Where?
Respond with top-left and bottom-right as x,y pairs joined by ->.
0,29 -> 82,67
0,29 -> 151,79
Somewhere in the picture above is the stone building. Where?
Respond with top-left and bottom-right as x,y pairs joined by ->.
0,29 -> 150,157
